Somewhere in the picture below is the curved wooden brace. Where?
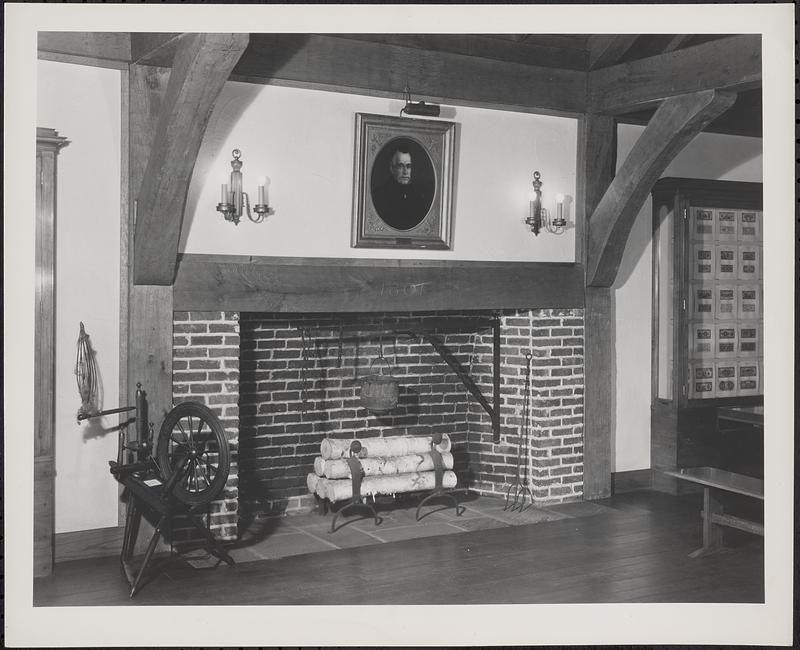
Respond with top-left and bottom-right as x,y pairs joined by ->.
586,89 -> 737,288
133,33 -> 249,286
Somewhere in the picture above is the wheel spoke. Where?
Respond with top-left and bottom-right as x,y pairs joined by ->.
170,432 -> 188,449
195,461 -> 211,488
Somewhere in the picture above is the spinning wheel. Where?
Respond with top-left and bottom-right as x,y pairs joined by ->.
157,402 -> 230,506
75,323 -> 235,597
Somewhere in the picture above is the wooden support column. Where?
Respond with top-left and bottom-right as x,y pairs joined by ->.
576,114 -> 617,499
128,64 -> 174,430
34,128 -> 69,577
583,286 -> 616,499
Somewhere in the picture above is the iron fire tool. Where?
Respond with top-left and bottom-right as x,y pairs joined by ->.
329,440 -> 382,533
415,432 -> 465,520
504,352 -> 535,512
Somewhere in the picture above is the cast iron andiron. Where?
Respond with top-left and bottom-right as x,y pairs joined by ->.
329,441 -> 383,533
415,432 -> 465,521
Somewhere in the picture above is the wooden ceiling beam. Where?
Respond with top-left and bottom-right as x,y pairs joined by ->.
329,34 -> 588,70
130,33 -> 183,65
586,89 -> 737,288
38,31 -> 131,68
662,34 -> 694,54
587,34 -> 639,70
232,34 -> 588,115
133,33 -> 249,286
588,35 -> 760,114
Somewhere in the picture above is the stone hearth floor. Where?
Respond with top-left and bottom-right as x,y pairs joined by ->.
182,492 -> 620,568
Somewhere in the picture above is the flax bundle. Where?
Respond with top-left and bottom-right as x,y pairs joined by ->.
314,451 -> 454,479
319,433 -> 451,460
309,470 -> 457,503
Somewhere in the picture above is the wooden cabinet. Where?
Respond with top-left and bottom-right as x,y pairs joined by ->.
35,127 -> 68,577
650,178 -> 763,490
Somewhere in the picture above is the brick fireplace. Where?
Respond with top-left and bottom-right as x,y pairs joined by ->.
172,308 -> 585,542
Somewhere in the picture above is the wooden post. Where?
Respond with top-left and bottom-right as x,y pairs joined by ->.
126,65 -> 174,554
576,114 -> 616,500
583,287 -> 616,499
128,64 -> 174,429
34,128 -> 69,577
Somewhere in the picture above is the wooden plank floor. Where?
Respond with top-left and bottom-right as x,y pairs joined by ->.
33,490 -> 763,606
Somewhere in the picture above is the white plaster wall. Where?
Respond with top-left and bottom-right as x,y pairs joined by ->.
38,60 -> 121,532
181,82 -> 577,262
613,126 -> 762,471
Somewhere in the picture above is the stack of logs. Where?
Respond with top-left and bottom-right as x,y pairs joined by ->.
307,433 -> 456,503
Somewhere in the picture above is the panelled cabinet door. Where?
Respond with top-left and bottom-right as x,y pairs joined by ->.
34,127 -> 68,578
650,178 -> 763,483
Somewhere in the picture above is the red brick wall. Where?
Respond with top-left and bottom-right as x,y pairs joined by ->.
173,308 -> 586,529
172,311 -> 240,542
468,309 -> 585,503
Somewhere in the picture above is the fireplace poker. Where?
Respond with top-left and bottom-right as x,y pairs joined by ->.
504,351 -> 534,512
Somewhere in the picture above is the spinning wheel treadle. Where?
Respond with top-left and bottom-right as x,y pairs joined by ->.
156,401 -> 230,506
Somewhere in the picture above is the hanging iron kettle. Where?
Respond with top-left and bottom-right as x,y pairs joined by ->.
359,340 -> 399,414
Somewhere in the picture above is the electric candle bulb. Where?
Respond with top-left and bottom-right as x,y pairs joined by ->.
257,176 -> 268,205
221,184 -> 228,204
555,193 -> 565,221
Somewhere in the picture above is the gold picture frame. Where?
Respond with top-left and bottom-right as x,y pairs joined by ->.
351,113 -> 456,250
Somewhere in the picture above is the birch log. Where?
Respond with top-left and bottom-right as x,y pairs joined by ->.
311,470 -> 457,502
307,472 -> 321,496
320,433 -> 451,460
314,451 -> 454,479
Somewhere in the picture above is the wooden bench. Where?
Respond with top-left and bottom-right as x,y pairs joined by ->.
665,467 -> 763,557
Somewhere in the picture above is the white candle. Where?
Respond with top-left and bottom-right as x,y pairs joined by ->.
555,193 -> 565,221
257,176 -> 267,205
221,183 -> 228,204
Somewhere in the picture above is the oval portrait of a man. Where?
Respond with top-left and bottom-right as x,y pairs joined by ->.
370,137 -> 435,231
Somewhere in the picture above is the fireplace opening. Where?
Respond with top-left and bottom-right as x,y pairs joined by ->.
172,308 -> 585,542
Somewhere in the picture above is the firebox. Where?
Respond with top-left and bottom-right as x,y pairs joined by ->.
172,308 -> 585,543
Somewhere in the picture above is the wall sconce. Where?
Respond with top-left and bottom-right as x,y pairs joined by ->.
216,149 -> 273,225
525,171 -> 567,236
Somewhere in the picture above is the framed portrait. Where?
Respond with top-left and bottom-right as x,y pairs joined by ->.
352,113 -> 456,250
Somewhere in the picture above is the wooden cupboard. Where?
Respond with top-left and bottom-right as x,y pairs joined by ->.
650,178 -> 763,491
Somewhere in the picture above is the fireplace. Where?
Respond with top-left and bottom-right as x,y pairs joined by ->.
172,308 -> 585,542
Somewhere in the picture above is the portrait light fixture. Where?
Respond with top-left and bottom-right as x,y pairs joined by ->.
525,171 -> 567,236
216,149 -> 273,225
400,85 -> 441,117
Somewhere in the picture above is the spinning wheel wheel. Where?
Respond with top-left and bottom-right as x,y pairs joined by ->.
157,402 -> 230,506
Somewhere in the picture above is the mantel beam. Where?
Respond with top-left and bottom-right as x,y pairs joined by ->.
586,89 -> 737,288
173,255 -> 585,313
133,33 -> 248,285
588,35 -> 760,114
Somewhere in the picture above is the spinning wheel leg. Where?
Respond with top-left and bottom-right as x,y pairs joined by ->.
129,514 -> 168,598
